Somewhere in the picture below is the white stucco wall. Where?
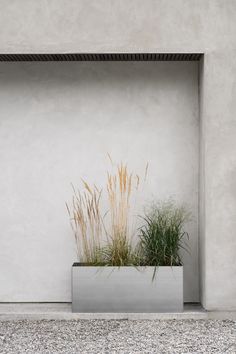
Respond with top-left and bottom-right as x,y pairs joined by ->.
0,61 -> 199,302
0,0 -> 236,310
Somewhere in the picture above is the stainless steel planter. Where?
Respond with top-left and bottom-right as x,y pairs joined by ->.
72,264 -> 183,313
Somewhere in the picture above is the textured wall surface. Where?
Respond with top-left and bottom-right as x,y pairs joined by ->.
0,0 -> 236,309
0,61 -> 199,302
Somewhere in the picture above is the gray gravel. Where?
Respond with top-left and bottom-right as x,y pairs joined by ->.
0,319 -> 235,354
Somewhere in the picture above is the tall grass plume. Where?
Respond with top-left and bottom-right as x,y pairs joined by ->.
103,162 -> 140,266
66,182 -> 103,264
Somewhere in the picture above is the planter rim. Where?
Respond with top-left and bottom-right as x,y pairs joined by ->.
72,262 -> 183,268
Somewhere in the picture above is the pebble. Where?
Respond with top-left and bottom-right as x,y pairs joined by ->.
0,319 -> 235,353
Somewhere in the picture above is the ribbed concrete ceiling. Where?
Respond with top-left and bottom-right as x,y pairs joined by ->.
0,53 -> 202,62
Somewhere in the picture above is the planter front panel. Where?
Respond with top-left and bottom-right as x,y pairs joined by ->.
72,266 -> 183,312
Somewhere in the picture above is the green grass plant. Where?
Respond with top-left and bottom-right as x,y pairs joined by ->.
138,200 -> 190,274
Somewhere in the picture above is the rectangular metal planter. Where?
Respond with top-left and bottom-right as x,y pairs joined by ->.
72,264 -> 183,313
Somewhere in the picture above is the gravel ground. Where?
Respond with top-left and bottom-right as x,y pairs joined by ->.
0,319 -> 235,354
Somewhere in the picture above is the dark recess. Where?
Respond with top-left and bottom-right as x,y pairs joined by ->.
0,53 -> 202,62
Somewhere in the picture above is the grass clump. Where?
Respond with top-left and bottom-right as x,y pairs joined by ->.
138,200 -> 190,270
102,163 -> 140,266
66,160 -> 144,266
66,182 -> 103,264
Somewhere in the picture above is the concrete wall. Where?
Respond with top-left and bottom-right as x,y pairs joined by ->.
0,61 -> 199,302
0,0 -> 236,309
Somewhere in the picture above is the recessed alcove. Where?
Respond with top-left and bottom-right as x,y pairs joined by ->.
0,53 -> 202,302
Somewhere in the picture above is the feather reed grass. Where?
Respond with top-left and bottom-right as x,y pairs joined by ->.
101,162 -> 140,266
67,158 -> 149,266
66,182 -> 103,264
